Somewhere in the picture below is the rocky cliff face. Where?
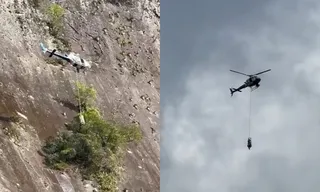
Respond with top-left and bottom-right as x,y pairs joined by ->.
0,0 -> 159,191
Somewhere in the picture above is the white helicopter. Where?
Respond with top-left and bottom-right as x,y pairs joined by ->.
40,43 -> 91,73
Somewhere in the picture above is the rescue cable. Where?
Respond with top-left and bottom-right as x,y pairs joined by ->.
248,90 -> 252,137
75,71 -> 85,125
247,89 -> 253,150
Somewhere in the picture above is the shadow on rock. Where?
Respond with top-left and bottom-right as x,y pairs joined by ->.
0,115 -> 19,123
53,98 -> 79,112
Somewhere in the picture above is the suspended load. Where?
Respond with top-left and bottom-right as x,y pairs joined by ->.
79,113 -> 85,125
247,137 -> 252,150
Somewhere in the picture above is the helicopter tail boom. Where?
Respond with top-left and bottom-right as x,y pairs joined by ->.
230,88 -> 242,96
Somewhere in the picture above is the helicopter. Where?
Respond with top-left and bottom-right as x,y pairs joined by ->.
40,43 -> 91,73
229,69 -> 271,96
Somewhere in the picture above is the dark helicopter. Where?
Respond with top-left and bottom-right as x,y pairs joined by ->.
229,69 -> 271,96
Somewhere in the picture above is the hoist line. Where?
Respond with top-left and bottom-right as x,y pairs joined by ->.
75,71 -> 82,114
248,89 -> 252,137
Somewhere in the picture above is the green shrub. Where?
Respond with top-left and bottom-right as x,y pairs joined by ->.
46,4 -> 65,37
42,83 -> 143,192
75,82 -> 97,112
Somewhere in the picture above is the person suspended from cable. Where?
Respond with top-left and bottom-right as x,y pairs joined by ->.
247,137 -> 252,150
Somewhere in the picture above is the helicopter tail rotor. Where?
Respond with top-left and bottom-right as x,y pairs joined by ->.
230,88 -> 234,96
230,88 -> 242,96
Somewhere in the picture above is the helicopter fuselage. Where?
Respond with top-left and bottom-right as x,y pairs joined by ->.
244,76 -> 261,87
229,68 -> 270,96
233,76 -> 261,92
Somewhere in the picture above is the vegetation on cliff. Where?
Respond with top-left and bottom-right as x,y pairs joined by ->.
45,3 -> 70,51
41,82 -> 143,192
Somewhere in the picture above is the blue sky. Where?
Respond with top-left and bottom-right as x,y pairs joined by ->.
161,0 -> 320,191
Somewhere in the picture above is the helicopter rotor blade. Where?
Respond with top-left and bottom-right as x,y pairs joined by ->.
254,69 -> 271,76
229,70 -> 250,77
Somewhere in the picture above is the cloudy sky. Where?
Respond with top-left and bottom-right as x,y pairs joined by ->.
161,0 -> 320,191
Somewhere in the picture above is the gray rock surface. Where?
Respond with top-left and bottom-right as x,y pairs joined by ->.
0,0 -> 159,191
